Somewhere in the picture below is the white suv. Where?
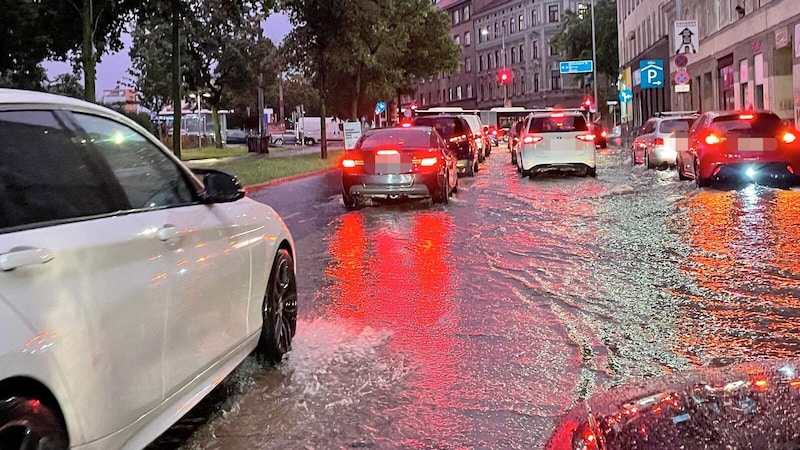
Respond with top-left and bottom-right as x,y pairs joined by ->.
515,110 -> 597,177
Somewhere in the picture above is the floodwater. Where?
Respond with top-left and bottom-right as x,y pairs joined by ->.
152,144 -> 800,449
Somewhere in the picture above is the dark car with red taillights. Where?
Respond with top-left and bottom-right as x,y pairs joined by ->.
678,110 -> 800,187
412,115 -> 479,176
339,126 -> 459,208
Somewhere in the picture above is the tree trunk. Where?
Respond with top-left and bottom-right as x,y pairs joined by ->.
212,105 -> 223,149
350,65 -> 361,121
171,0 -> 182,158
81,0 -> 96,102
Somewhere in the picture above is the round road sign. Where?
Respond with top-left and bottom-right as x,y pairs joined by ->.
674,70 -> 690,85
675,54 -> 689,68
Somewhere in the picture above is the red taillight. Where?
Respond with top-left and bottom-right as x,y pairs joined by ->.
754,379 -> 768,390
342,159 -> 357,168
401,122 -> 412,127
653,137 -> 664,145
601,131 -> 607,137
550,112 -> 566,118
523,136 -> 543,144
788,165 -> 795,175
739,114 -> 755,120
419,157 -> 438,166
704,133 -> 723,145
376,149 -> 399,155
576,134 -> 596,142
782,132 -> 796,144
449,134 -> 468,143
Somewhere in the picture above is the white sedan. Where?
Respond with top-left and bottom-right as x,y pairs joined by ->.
0,89 -> 297,449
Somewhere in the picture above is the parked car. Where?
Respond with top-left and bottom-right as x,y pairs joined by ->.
515,110 -> 597,177
508,120 -> 525,165
270,130 -> 299,146
0,89 -> 298,449
461,114 -> 491,160
677,109 -> 800,187
225,128 -> 247,144
632,112 -> 698,168
339,126 -> 458,208
413,115 -> 479,176
588,122 -> 608,148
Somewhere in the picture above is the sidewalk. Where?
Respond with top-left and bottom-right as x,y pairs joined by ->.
184,142 -> 344,169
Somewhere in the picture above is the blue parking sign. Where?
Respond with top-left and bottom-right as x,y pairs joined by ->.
640,60 -> 664,89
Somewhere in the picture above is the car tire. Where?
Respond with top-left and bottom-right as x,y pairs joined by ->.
646,152 -> 655,169
257,248 -> 298,365
433,172 -> 449,204
694,158 -> 710,188
485,146 -> 491,157
452,176 -> 458,194
677,158 -> 689,180
511,153 -> 517,165
273,138 -> 283,146
342,192 -> 357,209
473,161 -> 479,174
0,397 -> 68,450
587,167 -> 597,177
304,138 -> 315,146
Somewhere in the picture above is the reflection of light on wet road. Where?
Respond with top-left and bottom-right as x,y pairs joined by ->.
164,147 -> 800,449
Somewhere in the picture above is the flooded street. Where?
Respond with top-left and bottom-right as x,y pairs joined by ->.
154,145 -> 800,449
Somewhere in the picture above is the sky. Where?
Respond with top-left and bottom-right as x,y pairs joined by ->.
44,12 -> 293,95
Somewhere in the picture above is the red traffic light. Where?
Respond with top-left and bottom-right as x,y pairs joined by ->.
583,95 -> 594,107
497,69 -> 513,85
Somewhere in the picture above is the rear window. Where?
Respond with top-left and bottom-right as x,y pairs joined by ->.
527,115 -> 588,133
357,129 -> 433,150
413,117 -> 466,139
658,119 -> 695,133
711,113 -> 783,134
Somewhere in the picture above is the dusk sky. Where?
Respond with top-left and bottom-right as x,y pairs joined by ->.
44,12 -> 293,95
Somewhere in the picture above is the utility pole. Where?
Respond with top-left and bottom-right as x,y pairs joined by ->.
591,0 -> 598,121
502,26 -> 508,107
278,72 -> 285,130
257,72 -> 265,136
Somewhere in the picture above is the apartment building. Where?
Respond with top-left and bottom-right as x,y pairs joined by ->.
416,0 -> 589,110
619,0 -> 800,127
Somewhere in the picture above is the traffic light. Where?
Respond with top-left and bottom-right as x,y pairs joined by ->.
582,95 -> 594,108
497,68 -> 513,85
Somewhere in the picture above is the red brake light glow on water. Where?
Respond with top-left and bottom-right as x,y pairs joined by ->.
782,132 -> 797,144
523,136 -> 543,144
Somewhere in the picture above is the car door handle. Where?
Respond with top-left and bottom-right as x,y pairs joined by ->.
157,224 -> 180,241
0,247 -> 54,271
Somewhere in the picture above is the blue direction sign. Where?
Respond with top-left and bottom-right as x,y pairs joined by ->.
375,101 -> 387,114
640,59 -> 665,89
619,89 -> 633,103
559,60 -> 594,74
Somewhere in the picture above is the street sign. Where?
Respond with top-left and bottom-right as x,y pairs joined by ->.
674,20 -> 699,55
344,121 -> 362,150
606,100 -> 619,106
375,101 -> 387,114
675,54 -> 688,68
674,69 -> 690,85
675,84 -> 690,93
559,60 -> 594,74
640,59 -> 664,89
619,89 -> 633,103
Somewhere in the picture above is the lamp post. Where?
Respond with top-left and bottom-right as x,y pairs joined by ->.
188,91 -> 211,147
591,0 -> 598,120
481,25 -> 509,107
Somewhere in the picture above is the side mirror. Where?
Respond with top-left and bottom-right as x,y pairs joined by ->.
193,169 -> 245,203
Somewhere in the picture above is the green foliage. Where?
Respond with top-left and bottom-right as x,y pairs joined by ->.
128,13 -> 186,113
104,104 -> 157,134
46,73 -> 85,99
551,0 -> 618,78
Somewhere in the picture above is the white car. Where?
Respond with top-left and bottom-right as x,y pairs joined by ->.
460,114 -> 491,161
631,112 -> 698,168
0,89 -> 297,449
515,110 -> 597,177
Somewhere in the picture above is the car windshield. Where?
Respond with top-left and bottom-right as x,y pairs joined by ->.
528,115 -> 588,133
413,117 -> 464,139
658,119 -> 694,133
357,129 -> 432,150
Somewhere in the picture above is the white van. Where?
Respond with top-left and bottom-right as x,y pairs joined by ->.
460,114 -> 491,161
297,117 -> 344,145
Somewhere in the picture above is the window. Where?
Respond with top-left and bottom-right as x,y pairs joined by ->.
73,114 -> 195,210
549,43 -> 559,56
494,22 -> 499,38
467,84 -> 473,98
456,86 -> 462,100
465,57 -> 472,72
519,14 -> 524,31
479,55 -> 484,71
551,70 -> 561,90
528,115 -> 588,133
519,45 -> 524,61
453,10 -> 460,25
532,40 -> 540,59
464,31 -> 471,46
521,75 -> 526,95
454,35 -> 460,46
548,4 -> 560,22
532,7 -> 540,25
495,50 -> 500,67
511,47 -> 517,64
448,88 -> 453,101
534,72 -> 540,92
511,18 -> 517,33
463,5 -> 470,20
480,83 -> 485,101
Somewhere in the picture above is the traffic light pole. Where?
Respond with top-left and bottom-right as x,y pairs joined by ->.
590,0 -> 598,120
502,28 -> 509,107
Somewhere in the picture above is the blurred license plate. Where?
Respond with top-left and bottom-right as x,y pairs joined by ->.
375,154 -> 411,173
733,137 -> 777,152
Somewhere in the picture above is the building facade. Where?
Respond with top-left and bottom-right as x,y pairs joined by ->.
416,0 -> 590,110
619,0 -> 800,127
100,88 -> 138,113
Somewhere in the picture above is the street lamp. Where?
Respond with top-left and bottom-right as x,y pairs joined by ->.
481,26 -> 510,107
188,91 -> 212,147
590,0 -> 598,119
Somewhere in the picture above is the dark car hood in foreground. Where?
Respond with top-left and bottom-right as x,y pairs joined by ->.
546,358 -> 800,449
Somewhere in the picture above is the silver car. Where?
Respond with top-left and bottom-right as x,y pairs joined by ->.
632,112 -> 699,169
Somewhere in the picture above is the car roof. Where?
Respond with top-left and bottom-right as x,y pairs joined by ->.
0,88 -> 105,111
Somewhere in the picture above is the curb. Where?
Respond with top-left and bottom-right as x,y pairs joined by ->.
244,168 -> 338,194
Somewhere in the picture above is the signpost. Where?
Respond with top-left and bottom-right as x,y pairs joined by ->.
559,60 -> 594,74
674,19 -> 699,55
640,59 -> 665,89
375,101 -> 387,114
619,89 -> 633,103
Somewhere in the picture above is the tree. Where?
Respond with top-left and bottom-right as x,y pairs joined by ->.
47,73 -> 85,99
551,0 -> 618,79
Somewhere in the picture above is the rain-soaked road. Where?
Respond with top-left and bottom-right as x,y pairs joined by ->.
151,144 -> 800,449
